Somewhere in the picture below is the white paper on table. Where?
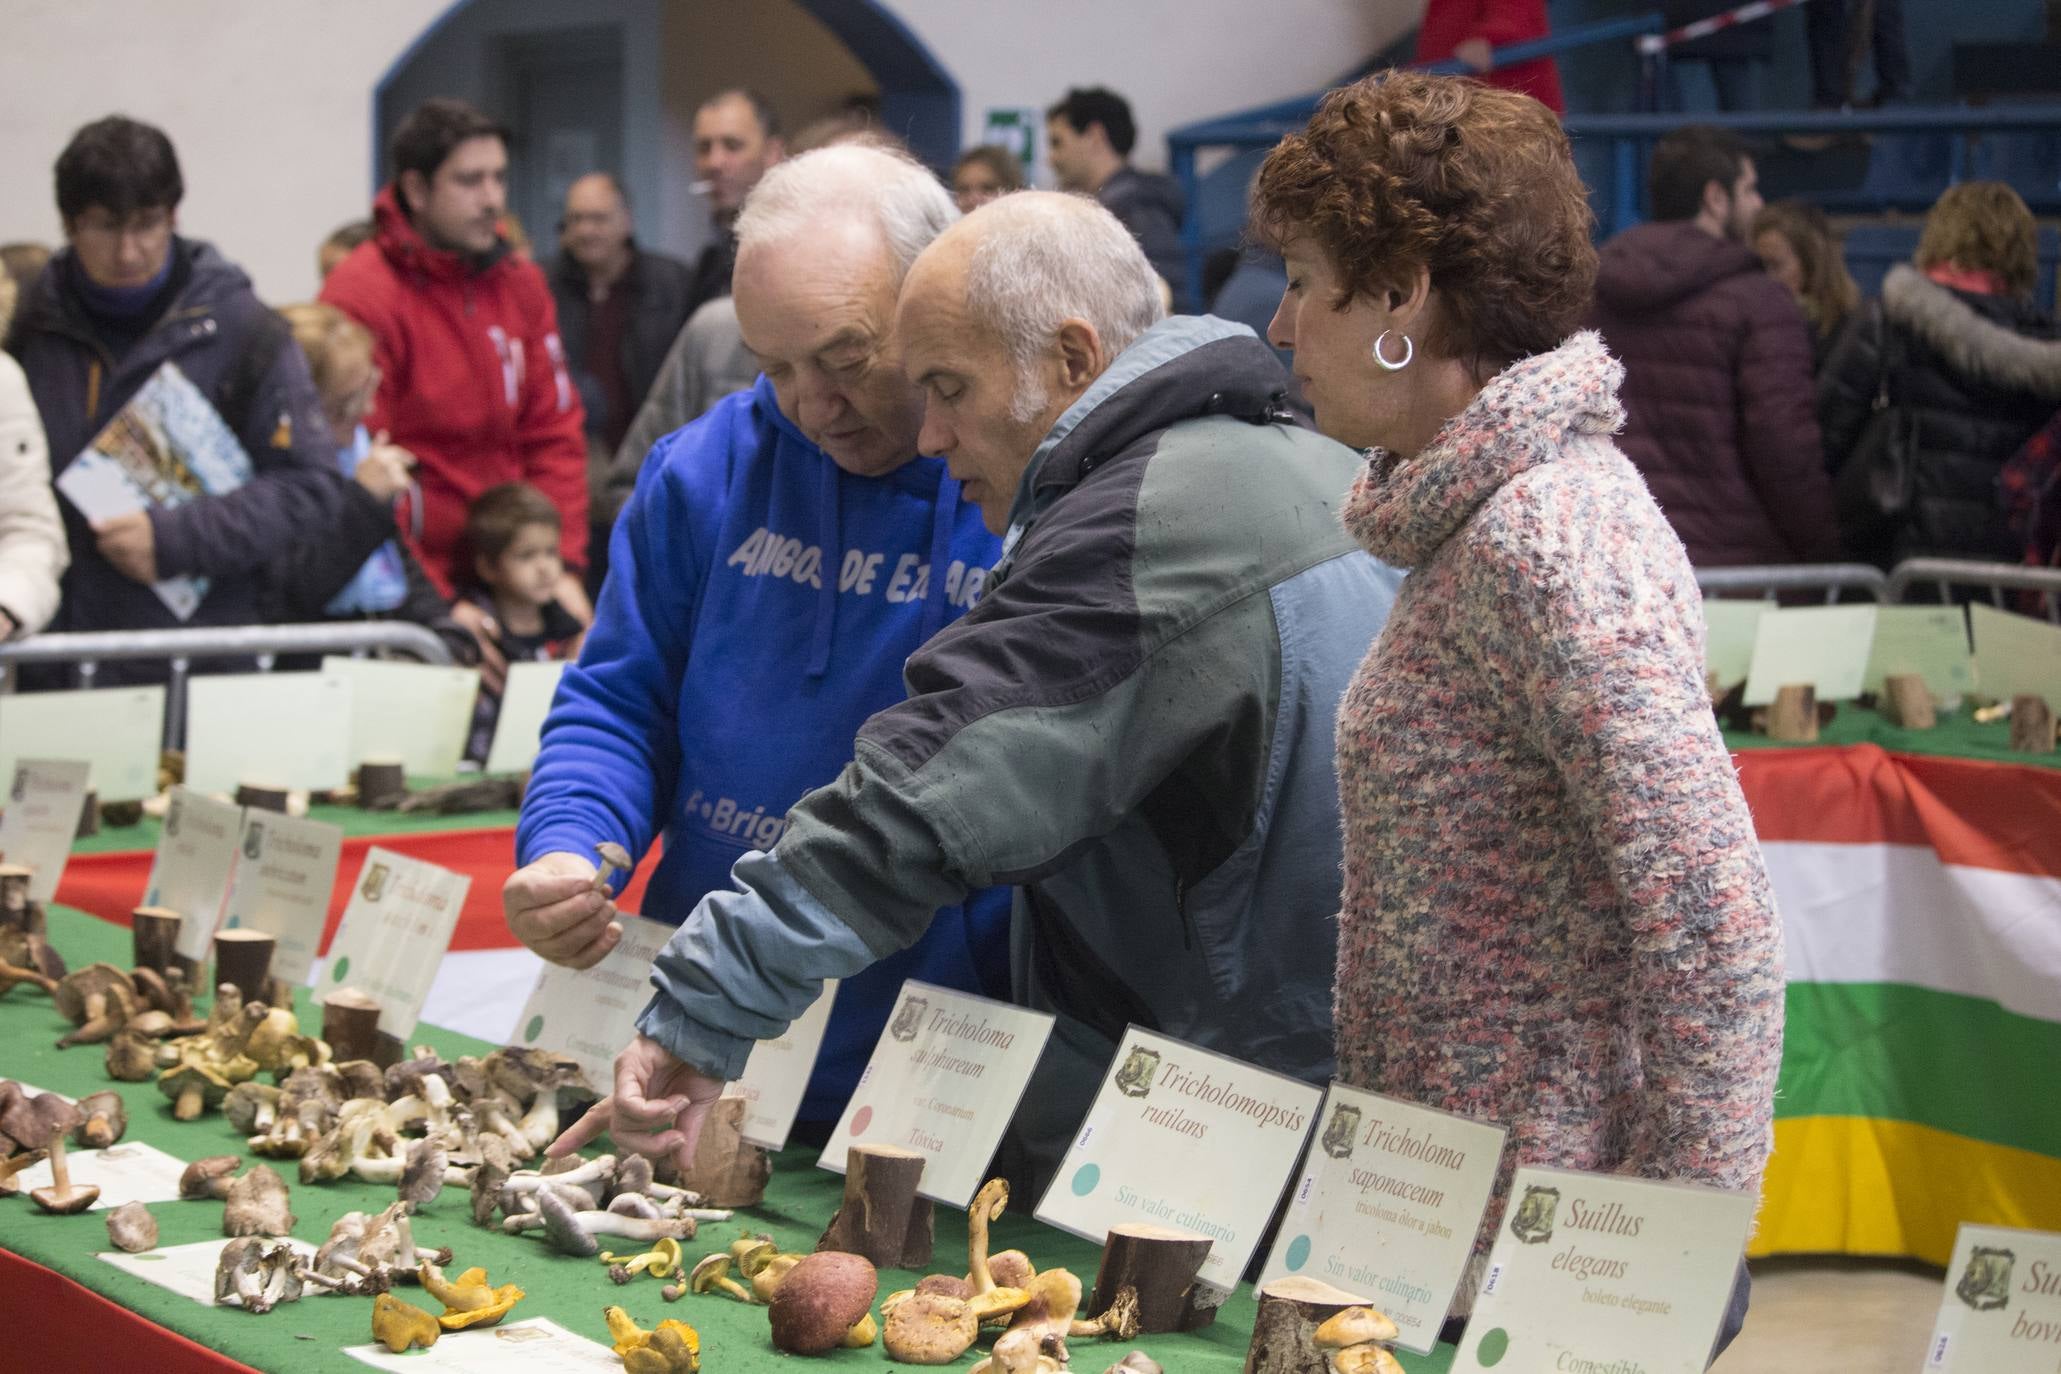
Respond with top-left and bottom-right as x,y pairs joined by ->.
1453,1165 -> 1755,1374
1862,605 -> 1974,700
734,980 -> 839,1150
1258,1084 -> 1510,1354
312,846 -> 469,1040
0,757 -> 91,900
511,913 -> 673,1090
1035,1025 -> 1324,1292
149,787 -> 245,962
821,980 -> 1056,1207
0,687 -> 163,802
183,672 -> 353,795
218,809 -> 344,983
484,660 -> 567,775
97,1236 -> 319,1307
1922,1222 -> 2061,1369
15,1140 -> 190,1211
1700,599 -> 1766,690
1970,602 -> 2061,707
344,1318 -> 622,1371
322,656 -> 481,778
1742,604 -> 1878,706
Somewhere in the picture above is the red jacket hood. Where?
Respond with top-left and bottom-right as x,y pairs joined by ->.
371,184 -> 515,287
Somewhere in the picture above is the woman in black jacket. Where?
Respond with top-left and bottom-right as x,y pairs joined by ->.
1819,182 -> 2061,565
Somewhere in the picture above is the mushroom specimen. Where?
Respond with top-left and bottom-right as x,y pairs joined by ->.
8,1093 -> 99,1213
512,1187 -> 696,1255
750,1252 -> 804,1305
419,1260 -> 525,1330
311,1202 -> 447,1291
1104,1354 -> 1165,1374
487,1046 -> 594,1155
688,1252 -> 753,1302
180,1154 -> 243,1201
53,963 -> 138,1047
222,1163 -> 297,1237
213,1237 -> 305,1314
72,1091 -> 127,1149
1312,1305 -> 1405,1374
767,1250 -> 879,1355
592,840 -> 632,891
107,1201 -> 159,1253
603,1236 -> 683,1285
371,1293 -> 441,1353
604,1306 -> 702,1374
969,1328 -> 1066,1374
105,1021 -> 165,1081
224,1083 -> 282,1141
884,1291 -> 981,1364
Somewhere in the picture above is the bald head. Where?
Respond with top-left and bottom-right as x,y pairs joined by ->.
898,193 -> 1164,534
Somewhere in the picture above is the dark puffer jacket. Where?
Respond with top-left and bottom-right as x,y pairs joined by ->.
1588,220 -> 1839,566
1820,264 -> 2061,564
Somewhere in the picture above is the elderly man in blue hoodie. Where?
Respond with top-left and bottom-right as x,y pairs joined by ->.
506,145 -> 1009,1125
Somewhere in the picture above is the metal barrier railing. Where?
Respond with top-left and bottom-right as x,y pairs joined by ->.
0,621 -> 457,750
1696,563 -> 1891,603
1883,559 -> 2061,621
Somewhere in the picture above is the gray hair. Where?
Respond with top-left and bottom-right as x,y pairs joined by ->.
962,191 -> 1165,419
735,144 -> 957,282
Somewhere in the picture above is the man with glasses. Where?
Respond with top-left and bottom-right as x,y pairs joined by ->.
3,114 -> 338,683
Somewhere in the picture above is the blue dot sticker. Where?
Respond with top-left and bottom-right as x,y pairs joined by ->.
1284,1235 -> 1312,1272
1070,1163 -> 1101,1197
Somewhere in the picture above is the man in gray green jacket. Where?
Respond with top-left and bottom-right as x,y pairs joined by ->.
553,192 -> 1402,1188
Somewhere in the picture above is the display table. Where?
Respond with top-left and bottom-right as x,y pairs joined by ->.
41,703 -> 2061,1273
0,907 -> 1455,1373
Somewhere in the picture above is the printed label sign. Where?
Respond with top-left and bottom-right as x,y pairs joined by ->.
1923,1223 -> 2061,1370
733,980 -> 838,1150
150,787 -> 244,962
821,980 -> 1055,1207
512,913 -> 674,1091
1035,1027 -> 1324,1292
1260,1084 -> 1508,1353
0,686 -> 162,803
218,809 -> 344,983
315,847 -> 469,1039
1454,1165 -> 1754,1374
0,757 -> 91,900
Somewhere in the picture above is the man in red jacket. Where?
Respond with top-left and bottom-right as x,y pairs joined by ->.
1588,126 -> 1839,567
322,98 -> 592,665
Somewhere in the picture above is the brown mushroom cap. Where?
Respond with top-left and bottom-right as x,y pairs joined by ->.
53,963 -> 131,1024
1313,1305 -> 1400,1348
768,1250 -> 879,1354
107,1201 -> 160,1253
180,1154 -> 244,1200
990,1249 -> 1036,1290
594,841 -> 631,871
885,1291 -> 980,1364
73,1091 -> 127,1149
11,1091 -> 82,1150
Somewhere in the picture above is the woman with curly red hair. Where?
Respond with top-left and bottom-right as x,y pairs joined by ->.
1253,71 -> 1780,1355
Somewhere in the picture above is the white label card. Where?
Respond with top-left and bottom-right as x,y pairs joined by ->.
1864,605 -> 1974,700
512,913 -> 672,1090
0,687 -> 162,802
1743,604 -> 1878,706
184,671 -> 353,795
344,1318 -> 622,1372
0,757 -> 91,900
1923,1223 -> 2061,1370
1035,1026 -> 1324,1291
1454,1165 -> 1754,1374
1971,603 -> 2061,708
149,787 -> 245,962
1259,1084 -> 1509,1354
734,980 -> 839,1150
219,809 -> 344,983
485,660 -> 567,775
1701,599 -> 1766,691
821,980 -> 1056,1207
314,847 -> 469,1040
16,1140 -> 190,1211
98,1237 -> 318,1307
322,656 -> 481,778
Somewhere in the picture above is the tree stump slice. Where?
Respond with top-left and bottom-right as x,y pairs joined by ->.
1243,1275 -> 1375,1374
132,907 -> 184,975
356,760 -> 408,811
1092,1223 -> 1217,1334
321,988 -> 383,1063
235,783 -> 290,814
76,790 -> 100,839
815,1143 -> 933,1268
1767,684 -> 1819,742
677,1094 -> 770,1207
212,929 -> 276,1004
2011,694 -> 2056,753
1882,674 -> 1936,730
0,864 -> 33,932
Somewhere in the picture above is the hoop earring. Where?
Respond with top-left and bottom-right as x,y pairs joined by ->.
1372,330 -> 1413,372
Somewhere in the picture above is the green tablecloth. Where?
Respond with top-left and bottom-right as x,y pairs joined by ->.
0,907 -> 1452,1372
1722,699 -> 2059,768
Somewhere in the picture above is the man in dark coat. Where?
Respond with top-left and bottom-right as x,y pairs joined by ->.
1588,125 -> 1839,567
5,115 -> 338,683
1046,87 -> 1190,311
682,90 -> 786,321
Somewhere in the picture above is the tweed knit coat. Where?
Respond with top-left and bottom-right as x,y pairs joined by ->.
1334,332 -> 1784,1284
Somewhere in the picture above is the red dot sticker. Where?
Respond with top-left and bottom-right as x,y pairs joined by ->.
850,1105 -> 873,1136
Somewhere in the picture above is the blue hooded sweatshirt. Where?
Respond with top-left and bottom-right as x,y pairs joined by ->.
517,376 -> 1010,1121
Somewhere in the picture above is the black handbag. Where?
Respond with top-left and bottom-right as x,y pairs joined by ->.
1834,300 -> 1917,560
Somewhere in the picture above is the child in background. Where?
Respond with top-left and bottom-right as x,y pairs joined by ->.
273,303 -> 459,639
461,482 -> 584,763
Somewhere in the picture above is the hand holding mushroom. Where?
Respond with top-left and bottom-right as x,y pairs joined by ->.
501,849 -> 622,969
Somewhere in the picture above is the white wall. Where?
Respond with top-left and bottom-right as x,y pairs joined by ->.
0,0 -> 1419,305
0,0 -> 449,306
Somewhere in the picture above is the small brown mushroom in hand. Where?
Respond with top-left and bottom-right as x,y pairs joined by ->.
592,841 -> 632,892
107,1201 -> 159,1253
